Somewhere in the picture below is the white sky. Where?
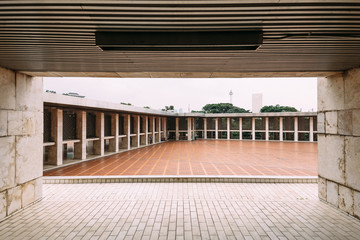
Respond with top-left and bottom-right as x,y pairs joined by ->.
44,77 -> 317,112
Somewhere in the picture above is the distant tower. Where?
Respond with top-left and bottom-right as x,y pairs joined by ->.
229,89 -> 233,104
252,93 -> 263,113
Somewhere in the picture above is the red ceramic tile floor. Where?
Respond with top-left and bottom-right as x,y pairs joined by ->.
44,140 -> 318,176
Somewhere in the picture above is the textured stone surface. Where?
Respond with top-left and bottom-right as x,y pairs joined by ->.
339,185 -> 354,215
34,111 -> 43,135
338,110 -> 352,135
353,110 -> 360,137
7,110 -> 22,136
0,191 -> 5,219
354,191 -> 360,219
15,134 -> 43,184
15,73 -> 43,112
327,181 -> 339,207
22,180 -> 35,208
317,112 -> 325,134
34,178 -> 42,201
318,177 -> 327,201
318,75 -> 344,111
0,67 -> 15,110
7,186 -> 21,215
344,68 -> 360,110
345,136 -> 360,192
0,110 -> 7,136
325,111 -> 338,134
22,111 -> 35,135
318,135 -> 345,184
0,136 -> 15,192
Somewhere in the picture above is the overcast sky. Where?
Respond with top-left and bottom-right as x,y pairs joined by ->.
44,77 -> 317,112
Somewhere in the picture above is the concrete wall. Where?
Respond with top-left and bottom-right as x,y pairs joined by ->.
0,66 -> 43,221
318,67 -> 360,220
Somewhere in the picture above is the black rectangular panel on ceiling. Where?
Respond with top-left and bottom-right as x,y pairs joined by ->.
96,31 -> 263,51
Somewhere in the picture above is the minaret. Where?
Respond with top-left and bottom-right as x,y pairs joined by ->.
229,89 -> 233,104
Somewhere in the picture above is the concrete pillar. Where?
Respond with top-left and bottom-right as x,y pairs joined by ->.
294,117 -> 298,141
145,116 -> 149,145
121,114 -> 130,150
132,115 -> 140,148
0,67 -> 43,221
109,113 -> 119,152
187,117 -> 192,141
74,110 -> 86,160
215,118 -> 219,139
192,118 -> 195,140
309,116 -> 314,142
279,117 -> 283,141
239,118 -> 243,140
204,118 -> 207,139
317,68 -> 360,220
175,117 -> 179,141
141,116 -> 147,145
94,112 -> 104,155
252,117 -> 256,140
152,116 -> 156,143
265,117 -> 269,141
48,108 -> 63,165
158,116 -> 161,143
227,117 -> 230,140
163,117 -> 167,140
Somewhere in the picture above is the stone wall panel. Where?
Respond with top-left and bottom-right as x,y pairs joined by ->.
0,191 -> 6,219
354,191 -> 360,219
318,177 -> 327,201
7,186 -> 21,215
318,135 -> 345,184
0,67 -> 15,110
7,110 -> 22,136
345,136 -> 360,192
317,112 -> 325,134
0,136 -> 15,192
339,185 -> 354,215
326,181 -> 339,207
344,68 -> 360,110
0,110 -> 7,136
318,75 -> 344,111
353,110 -> 360,137
325,111 -> 338,134
15,73 -> 43,112
22,180 -> 35,208
338,110 -> 352,136
15,134 -> 43,184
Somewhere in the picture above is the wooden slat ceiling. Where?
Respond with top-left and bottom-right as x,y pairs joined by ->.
1,0 -> 360,77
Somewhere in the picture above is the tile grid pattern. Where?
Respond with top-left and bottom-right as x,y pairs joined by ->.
1,183 -> 360,240
44,141 -> 318,177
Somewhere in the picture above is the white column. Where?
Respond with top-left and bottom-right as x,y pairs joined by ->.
252,117 -> 255,140
279,117 -> 283,141
48,108 -> 63,165
74,110 -> 86,160
152,116 -> 156,143
163,117 -> 167,140
203,118 -> 207,139
215,118 -> 219,139
294,117 -> 298,141
94,112 -> 104,155
136,115 -> 140,147
145,116 -> 149,145
187,117 -> 191,141
227,117 -> 230,140
310,116 -> 314,142
239,118 -> 242,140
265,117 -> 269,141
109,113 -> 119,152
176,117 -> 179,141
158,116 -> 161,143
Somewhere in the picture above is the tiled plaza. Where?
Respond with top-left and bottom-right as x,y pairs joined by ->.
1,183 -> 360,240
44,141 -> 317,176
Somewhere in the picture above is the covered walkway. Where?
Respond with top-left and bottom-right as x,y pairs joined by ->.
44,141 -> 317,177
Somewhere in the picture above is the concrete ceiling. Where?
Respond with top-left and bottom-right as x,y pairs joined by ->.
1,1 -> 360,77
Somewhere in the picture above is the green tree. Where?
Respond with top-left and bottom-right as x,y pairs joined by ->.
202,103 -> 250,113
162,105 -> 175,111
260,104 -> 298,112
